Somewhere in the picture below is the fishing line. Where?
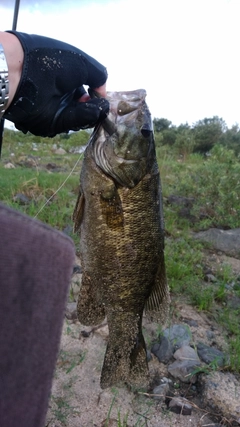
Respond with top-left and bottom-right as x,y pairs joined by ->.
34,150 -> 84,219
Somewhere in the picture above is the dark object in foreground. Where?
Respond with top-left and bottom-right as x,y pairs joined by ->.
0,203 -> 75,427
73,89 -> 170,389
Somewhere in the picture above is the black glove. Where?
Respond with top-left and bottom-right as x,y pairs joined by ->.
4,31 -> 109,137
51,94 -> 110,134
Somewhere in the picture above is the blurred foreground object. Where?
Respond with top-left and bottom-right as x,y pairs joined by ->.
0,203 -> 75,427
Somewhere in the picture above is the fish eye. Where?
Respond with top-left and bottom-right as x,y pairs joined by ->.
117,101 -> 137,116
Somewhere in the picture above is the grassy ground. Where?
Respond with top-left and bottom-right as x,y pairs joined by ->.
1,130 -> 240,375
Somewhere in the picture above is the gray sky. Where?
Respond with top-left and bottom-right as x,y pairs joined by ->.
1,0 -> 240,127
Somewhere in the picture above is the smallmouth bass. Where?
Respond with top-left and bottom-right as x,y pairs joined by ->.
73,89 -> 170,389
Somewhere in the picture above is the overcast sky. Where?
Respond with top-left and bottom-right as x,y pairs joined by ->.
1,0 -> 240,128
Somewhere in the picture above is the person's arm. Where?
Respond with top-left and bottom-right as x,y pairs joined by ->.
3,31 -> 109,137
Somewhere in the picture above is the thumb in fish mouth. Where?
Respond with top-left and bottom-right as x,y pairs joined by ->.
89,97 -> 110,120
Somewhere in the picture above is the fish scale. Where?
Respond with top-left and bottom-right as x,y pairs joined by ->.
73,89 -> 170,389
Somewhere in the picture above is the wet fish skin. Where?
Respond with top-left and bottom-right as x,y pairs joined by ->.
73,89 -> 170,389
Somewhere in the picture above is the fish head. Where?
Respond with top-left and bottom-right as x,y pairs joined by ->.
92,89 -> 156,188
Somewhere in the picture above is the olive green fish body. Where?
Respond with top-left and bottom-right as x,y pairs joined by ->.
73,89 -> 170,388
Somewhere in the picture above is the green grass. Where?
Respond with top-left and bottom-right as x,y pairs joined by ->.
57,349 -> 86,374
158,144 -> 240,230
0,146 -> 81,248
50,392 -> 80,426
157,144 -> 240,373
104,390 -> 148,427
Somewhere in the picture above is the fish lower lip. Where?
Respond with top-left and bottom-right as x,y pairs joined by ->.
102,117 -> 116,136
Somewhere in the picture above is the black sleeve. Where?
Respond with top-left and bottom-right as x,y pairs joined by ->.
4,31 -> 109,137
6,31 -> 108,89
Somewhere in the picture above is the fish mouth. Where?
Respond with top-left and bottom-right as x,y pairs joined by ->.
88,87 -> 116,135
90,89 -> 154,187
101,117 -> 117,136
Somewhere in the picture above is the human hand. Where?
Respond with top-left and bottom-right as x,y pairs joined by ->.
93,83 -> 107,98
53,96 -> 110,133
78,83 -> 107,102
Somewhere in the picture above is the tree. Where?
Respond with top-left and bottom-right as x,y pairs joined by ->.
174,129 -> 195,159
153,118 -> 172,133
219,124 -> 240,156
161,128 -> 177,146
192,116 -> 226,153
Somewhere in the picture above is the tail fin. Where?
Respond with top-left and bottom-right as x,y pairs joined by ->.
100,312 -> 149,389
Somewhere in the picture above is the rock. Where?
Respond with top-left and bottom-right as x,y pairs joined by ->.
163,324 -> 192,350
17,155 -> 39,168
151,324 -> 193,364
174,345 -> 200,362
69,268 -> 82,302
4,162 -> 15,169
65,302 -> 77,320
183,318 -> 198,327
69,145 -> 86,154
153,382 -> 170,402
69,279 -> 81,302
197,343 -> 226,366
13,193 -> 30,205
193,228 -> 240,258
168,345 -> 201,383
168,396 -> 192,415
206,330 -> 215,341
54,148 -> 67,155
167,195 -> 195,208
161,376 -> 172,384
146,349 -> 152,362
73,265 -> 82,274
200,371 -> 240,424
94,323 -> 109,339
46,162 -> 58,170
151,336 -> 174,363
226,295 -> 240,309
204,273 -> 217,282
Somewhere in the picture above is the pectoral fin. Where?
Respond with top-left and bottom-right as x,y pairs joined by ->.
144,252 -> 170,324
100,184 -> 124,229
73,190 -> 85,233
